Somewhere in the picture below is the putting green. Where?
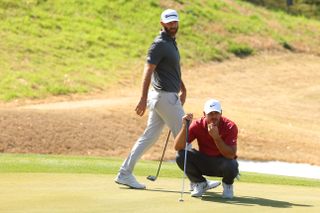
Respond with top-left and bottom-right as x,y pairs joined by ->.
0,173 -> 319,213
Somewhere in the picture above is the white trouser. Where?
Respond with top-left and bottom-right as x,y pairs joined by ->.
119,89 -> 185,175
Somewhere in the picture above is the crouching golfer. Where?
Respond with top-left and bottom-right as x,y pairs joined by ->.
174,99 -> 239,198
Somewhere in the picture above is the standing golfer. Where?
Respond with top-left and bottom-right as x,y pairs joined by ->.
115,9 -> 186,189
174,99 -> 239,198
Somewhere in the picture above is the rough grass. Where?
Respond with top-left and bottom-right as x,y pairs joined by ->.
1,0 -> 320,100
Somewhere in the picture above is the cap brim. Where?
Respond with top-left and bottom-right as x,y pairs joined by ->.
204,109 -> 221,114
161,18 -> 179,23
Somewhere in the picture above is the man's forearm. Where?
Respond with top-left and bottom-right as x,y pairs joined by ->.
140,64 -> 156,99
180,80 -> 186,93
174,123 -> 187,151
179,80 -> 187,105
214,137 -> 236,159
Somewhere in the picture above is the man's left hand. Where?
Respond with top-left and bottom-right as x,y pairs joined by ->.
208,123 -> 220,140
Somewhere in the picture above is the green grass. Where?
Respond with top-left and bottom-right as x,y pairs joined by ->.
227,42 -> 254,57
1,153 -> 319,187
1,0 -> 320,100
243,0 -> 320,20
2,173 -> 319,213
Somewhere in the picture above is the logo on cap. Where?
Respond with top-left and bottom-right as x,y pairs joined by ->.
165,14 -> 177,18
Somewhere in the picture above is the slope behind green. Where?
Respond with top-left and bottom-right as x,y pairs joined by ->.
1,0 -> 320,100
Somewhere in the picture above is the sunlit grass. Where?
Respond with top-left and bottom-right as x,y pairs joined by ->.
1,153 -> 319,187
1,0 -> 320,100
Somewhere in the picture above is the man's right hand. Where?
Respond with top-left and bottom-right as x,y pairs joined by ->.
135,98 -> 147,116
182,113 -> 193,126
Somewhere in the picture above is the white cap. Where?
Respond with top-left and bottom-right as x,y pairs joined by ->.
204,99 -> 222,114
161,9 -> 179,23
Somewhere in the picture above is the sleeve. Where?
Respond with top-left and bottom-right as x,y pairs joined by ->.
224,124 -> 238,146
146,41 -> 165,65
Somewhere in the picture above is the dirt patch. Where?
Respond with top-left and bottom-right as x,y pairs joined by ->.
0,52 -> 319,166
0,105 -> 173,160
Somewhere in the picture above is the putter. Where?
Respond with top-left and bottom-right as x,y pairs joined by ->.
179,120 -> 190,202
147,130 -> 171,181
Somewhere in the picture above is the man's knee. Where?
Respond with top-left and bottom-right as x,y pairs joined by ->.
223,159 -> 239,178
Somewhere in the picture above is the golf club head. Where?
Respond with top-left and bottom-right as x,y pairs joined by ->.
146,175 -> 157,181
179,198 -> 184,202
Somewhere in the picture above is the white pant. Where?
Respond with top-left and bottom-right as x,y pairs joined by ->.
119,89 -> 185,175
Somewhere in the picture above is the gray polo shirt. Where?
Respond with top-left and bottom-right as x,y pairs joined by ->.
147,31 -> 181,93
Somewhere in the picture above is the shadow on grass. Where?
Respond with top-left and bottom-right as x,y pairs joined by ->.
120,187 -> 312,209
146,188 -> 190,194
202,192 -> 313,208
118,186 -> 312,209
119,186 -> 190,194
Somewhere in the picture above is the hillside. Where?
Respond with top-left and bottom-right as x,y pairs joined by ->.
0,52 -> 319,166
0,0 -> 319,165
1,0 -> 320,100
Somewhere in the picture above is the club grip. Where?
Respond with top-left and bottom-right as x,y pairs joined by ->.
186,119 -> 190,128
185,119 -> 190,146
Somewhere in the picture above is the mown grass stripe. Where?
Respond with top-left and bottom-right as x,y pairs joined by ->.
0,153 -> 319,187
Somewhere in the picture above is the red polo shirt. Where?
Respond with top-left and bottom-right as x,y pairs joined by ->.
188,116 -> 238,157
